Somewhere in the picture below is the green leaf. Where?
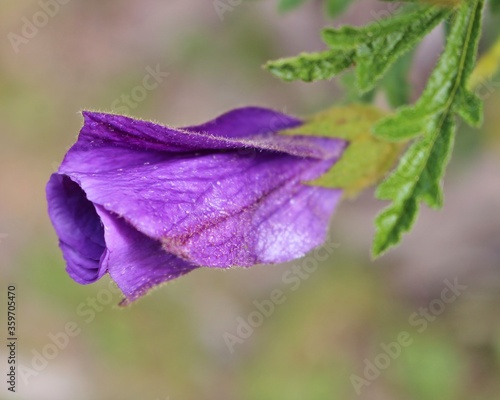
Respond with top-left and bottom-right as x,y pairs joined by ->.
278,0 -> 309,12
265,50 -> 354,82
454,89 -> 483,126
281,104 -> 404,197
322,6 -> 449,92
372,0 -> 485,257
325,0 -> 352,18
373,115 -> 455,255
375,0 -> 484,141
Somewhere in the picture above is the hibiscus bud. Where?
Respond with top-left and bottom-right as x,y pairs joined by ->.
46,107 -> 347,304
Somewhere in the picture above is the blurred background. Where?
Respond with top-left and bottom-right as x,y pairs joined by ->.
0,1 -> 499,399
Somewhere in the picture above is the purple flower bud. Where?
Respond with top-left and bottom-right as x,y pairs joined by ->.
46,107 -> 346,304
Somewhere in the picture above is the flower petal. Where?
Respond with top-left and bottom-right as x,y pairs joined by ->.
46,174 -> 106,283
60,242 -> 104,284
95,206 -> 198,304
66,148 -> 343,267
68,111 -> 344,163
181,106 -> 301,138
180,106 -> 346,159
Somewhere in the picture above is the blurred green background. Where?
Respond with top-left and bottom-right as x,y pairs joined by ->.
1,1 -> 500,399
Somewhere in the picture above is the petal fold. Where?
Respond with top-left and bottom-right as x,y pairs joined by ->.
46,174 -> 106,283
181,106 -> 301,138
69,110 -> 344,162
95,206 -> 197,304
67,150 -> 343,267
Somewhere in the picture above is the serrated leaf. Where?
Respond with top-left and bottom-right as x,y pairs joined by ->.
281,104 -> 404,197
372,0 -> 485,257
454,89 -> 483,126
373,115 -> 455,256
325,0 -> 352,18
322,6 -> 449,92
373,106 -> 432,140
374,0 -> 484,141
265,50 -> 354,82
278,0 -> 309,12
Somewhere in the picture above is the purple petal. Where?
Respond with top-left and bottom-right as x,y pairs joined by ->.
95,206 -> 197,305
181,106 -> 302,138
61,242 -> 104,284
46,174 -> 106,283
66,149 -> 343,267
180,106 -> 344,159
68,111 -> 343,162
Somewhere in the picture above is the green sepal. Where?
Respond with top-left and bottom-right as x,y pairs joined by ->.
282,104 -> 405,197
